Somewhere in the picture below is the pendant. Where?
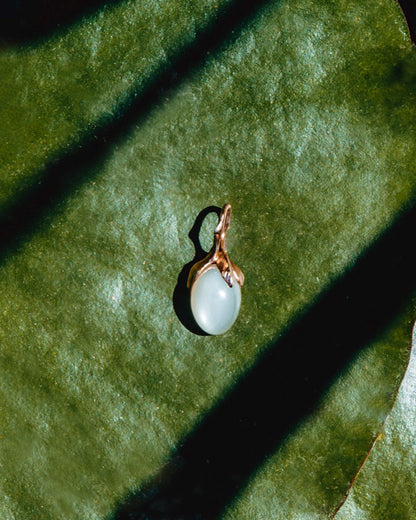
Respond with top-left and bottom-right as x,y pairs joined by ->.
187,204 -> 244,335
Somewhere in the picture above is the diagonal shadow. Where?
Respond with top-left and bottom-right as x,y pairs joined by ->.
1,0 -> 414,262
109,198 -> 416,520
0,0 -> 273,262
0,0 -> 124,46
0,0 -> 414,516
1,0 -> 413,47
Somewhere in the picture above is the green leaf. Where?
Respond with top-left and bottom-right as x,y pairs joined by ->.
0,0 -> 232,205
333,322 -> 416,520
0,0 -> 416,519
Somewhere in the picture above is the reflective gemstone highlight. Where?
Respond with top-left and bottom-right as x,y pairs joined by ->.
190,267 -> 241,335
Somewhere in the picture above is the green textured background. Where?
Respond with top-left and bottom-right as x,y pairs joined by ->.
1,0 -> 416,518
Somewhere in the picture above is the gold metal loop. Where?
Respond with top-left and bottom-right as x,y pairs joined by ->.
187,204 -> 244,289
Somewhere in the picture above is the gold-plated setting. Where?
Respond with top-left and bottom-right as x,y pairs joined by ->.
187,204 -> 244,289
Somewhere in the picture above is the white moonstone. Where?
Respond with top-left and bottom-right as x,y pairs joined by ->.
190,267 -> 241,335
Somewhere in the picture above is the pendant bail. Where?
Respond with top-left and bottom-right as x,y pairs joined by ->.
187,204 -> 244,289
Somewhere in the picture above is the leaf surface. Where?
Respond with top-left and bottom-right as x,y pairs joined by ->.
332,322 -> 416,520
0,1 -> 416,519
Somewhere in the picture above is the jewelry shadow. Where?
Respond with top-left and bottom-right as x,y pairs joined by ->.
172,205 -> 221,336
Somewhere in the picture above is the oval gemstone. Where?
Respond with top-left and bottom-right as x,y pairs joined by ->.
190,267 -> 241,335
